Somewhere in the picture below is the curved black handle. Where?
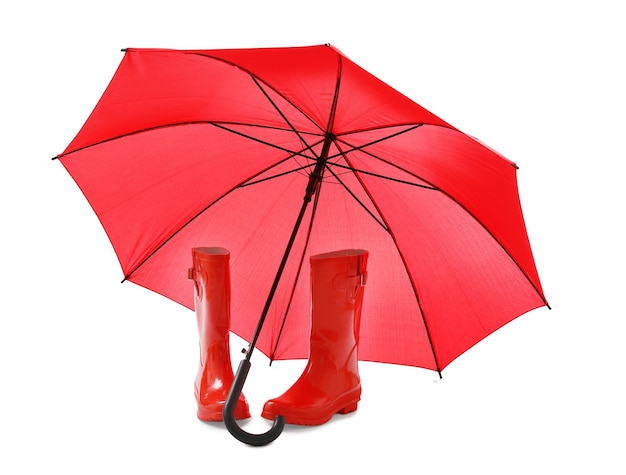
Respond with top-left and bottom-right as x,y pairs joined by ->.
223,359 -> 285,446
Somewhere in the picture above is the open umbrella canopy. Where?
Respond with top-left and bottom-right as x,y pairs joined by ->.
57,44 -> 547,374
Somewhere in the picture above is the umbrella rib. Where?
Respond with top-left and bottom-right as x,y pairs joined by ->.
55,121 -> 322,160
241,163 -> 315,187
337,129 -> 550,329
333,132 -> 443,192
328,162 -> 437,190
337,125 -> 549,366
209,122 -> 328,185
331,123 -> 425,156
210,122 -> 322,160
58,50 -> 333,161
329,123 -> 445,189
249,75 -> 320,163
333,139 -> 444,375
120,142 -> 319,281
189,51 -> 325,133
340,132 -> 549,307
324,165 -> 389,231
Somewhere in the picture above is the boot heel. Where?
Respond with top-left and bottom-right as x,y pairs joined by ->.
338,401 -> 358,414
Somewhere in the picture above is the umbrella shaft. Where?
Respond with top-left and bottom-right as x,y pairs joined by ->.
304,146 -> 329,199
246,135 -> 333,359
245,193 -> 309,360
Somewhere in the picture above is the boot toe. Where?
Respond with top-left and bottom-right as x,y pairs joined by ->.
197,393 -> 250,421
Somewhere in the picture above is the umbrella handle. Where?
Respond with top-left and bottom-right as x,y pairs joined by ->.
222,152 -> 330,446
223,359 -> 285,446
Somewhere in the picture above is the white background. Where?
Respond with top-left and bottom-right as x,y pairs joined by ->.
2,1 -> 624,473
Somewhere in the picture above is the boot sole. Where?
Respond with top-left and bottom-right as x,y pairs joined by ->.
197,402 -> 250,422
195,388 -> 251,421
261,387 -> 360,426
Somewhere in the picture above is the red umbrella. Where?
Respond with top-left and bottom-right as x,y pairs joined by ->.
55,44 -> 548,444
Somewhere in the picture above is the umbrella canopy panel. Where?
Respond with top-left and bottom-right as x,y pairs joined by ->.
58,45 -> 547,373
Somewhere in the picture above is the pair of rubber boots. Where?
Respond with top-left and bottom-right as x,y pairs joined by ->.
188,247 -> 368,425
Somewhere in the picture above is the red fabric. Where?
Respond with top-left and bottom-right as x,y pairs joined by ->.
59,45 -> 547,372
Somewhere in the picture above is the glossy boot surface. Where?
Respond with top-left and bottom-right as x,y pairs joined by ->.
189,247 -> 250,422
262,249 -> 368,425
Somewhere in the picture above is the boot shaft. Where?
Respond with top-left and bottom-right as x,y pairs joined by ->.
189,247 -> 231,341
309,249 -> 368,367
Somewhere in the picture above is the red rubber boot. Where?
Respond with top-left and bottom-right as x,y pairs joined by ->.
262,249 -> 368,425
189,247 -> 250,422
